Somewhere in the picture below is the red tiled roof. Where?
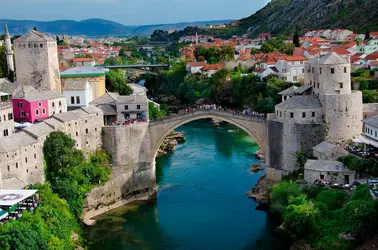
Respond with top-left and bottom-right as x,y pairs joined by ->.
187,61 -> 207,67
366,51 -> 378,61
73,58 -> 94,62
201,63 -> 223,71
253,68 -> 266,73
284,56 -> 307,61
370,61 -> 378,66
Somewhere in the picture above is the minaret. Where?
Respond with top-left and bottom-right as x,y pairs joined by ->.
195,32 -> 198,44
4,22 -> 15,73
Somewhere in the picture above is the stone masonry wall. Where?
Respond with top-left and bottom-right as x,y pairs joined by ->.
267,115 -> 326,178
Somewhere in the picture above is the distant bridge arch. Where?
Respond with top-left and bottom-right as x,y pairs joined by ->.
149,110 -> 267,161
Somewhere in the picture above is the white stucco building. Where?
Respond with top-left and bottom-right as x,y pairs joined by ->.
63,79 -> 94,110
275,56 -> 307,82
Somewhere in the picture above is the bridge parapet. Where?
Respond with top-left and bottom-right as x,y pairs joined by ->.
149,109 -> 266,126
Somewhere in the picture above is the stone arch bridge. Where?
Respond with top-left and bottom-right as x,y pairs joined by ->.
149,110 -> 267,161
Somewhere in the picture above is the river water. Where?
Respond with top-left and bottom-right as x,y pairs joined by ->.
85,120 -> 289,250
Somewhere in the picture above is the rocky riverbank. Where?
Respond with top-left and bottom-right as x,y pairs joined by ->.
157,131 -> 186,157
246,175 -> 278,205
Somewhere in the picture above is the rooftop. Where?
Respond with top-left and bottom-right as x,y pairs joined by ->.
23,122 -> 55,139
310,52 -> 349,65
60,66 -> 109,78
90,92 -> 119,105
12,85 -> 65,102
313,141 -> 337,153
293,84 -> 312,94
53,109 -> 88,122
363,103 -> 378,113
364,115 -> 378,128
0,131 -> 38,153
0,189 -> 38,207
278,86 -> 298,95
15,30 -> 54,43
305,160 -> 353,173
63,79 -> 89,91
276,95 -> 322,110
0,78 -> 17,95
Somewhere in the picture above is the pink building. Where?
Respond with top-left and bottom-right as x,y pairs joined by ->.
12,86 -> 67,123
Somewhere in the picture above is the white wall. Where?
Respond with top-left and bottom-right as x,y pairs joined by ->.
64,84 -> 93,108
48,97 -> 67,116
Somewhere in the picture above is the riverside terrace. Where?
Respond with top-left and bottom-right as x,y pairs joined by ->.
0,189 -> 39,223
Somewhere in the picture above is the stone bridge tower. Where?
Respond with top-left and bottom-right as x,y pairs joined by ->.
13,30 -> 61,92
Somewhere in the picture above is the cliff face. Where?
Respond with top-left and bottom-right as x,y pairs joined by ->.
239,0 -> 378,37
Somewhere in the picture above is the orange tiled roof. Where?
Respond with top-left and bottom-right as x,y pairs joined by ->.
187,61 -> 207,67
73,58 -> 94,62
366,51 -> 378,61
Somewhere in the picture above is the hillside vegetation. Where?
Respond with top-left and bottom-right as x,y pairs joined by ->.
239,0 -> 378,37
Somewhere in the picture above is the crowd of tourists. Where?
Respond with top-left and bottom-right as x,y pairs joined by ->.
184,104 -> 266,118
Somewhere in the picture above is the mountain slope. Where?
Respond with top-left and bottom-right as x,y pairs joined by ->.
1,18 -> 231,37
239,0 -> 378,37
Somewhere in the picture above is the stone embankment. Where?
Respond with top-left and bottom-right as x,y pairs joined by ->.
157,131 -> 186,156
246,175 -> 277,205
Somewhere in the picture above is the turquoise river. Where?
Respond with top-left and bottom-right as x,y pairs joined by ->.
85,119 -> 289,250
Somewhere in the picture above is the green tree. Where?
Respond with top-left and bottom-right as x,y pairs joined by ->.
106,69 -> 133,95
270,181 -> 301,206
261,41 -> 275,53
221,45 -> 235,61
293,27 -> 300,47
315,190 -> 347,211
341,200 -> 377,235
148,102 -> 167,120
365,29 -> 370,41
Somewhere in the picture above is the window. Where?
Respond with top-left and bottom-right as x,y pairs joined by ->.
312,67 -> 314,73
3,129 -> 8,137
71,96 -> 75,104
40,44 -> 43,48
125,105 -> 129,110
8,113 -> 13,120
59,101 -> 62,106
34,154 -> 36,159
16,163 -> 18,168
319,68 -> 322,74
335,90 -> 340,94
331,68 -> 335,74
302,112 -> 306,118
76,96 -> 80,104
18,102 -> 23,108
302,68 -> 304,73
320,174 -> 324,180
25,157 -> 27,163
290,112 -> 294,118
19,111 -> 25,117
86,128 -> 88,134
36,109 -> 39,116
293,76 -> 298,82
7,166 -> 10,172
42,108 -> 46,114
312,112 -> 315,117
344,67 -> 347,73
95,128 -> 97,132
280,111 -> 282,117
339,83 -> 343,89
52,102 -> 55,107
375,131 -> 377,137
317,83 -> 319,89
137,105 -> 141,110
38,102 -> 42,107
76,132 -> 78,136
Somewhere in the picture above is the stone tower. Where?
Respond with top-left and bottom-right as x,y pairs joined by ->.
305,52 -> 362,142
4,23 -> 14,73
13,30 -> 61,92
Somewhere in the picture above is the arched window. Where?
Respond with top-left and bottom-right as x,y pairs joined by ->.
7,166 -> 10,171
40,44 -> 43,48
42,108 -> 46,114
52,102 -> 55,107
38,102 -> 42,107
36,109 -> 39,116
16,163 -> 18,168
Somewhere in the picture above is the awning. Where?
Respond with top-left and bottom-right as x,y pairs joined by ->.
15,122 -> 33,129
353,136 -> 378,148
0,189 -> 38,207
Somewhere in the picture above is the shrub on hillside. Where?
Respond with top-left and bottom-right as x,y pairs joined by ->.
270,181 -> 301,206
315,190 -> 347,211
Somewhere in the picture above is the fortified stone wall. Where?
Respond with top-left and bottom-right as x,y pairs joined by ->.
321,92 -> 363,142
84,123 -> 155,219
267,115 -> 326,180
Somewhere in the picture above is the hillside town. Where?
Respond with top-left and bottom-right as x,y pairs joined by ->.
1,15 -> 378,250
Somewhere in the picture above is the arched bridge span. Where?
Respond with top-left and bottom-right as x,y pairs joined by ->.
149,110 -> 267,161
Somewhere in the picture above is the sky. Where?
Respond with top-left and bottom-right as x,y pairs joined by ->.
0,0 -> 271,26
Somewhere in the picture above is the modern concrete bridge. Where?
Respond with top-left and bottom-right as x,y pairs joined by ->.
149,109 -> 268,160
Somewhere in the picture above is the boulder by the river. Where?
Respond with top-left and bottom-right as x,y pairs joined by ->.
157,131 -> 186,157
246,175 -> 277,205
249,164 -> 264,172
290,240 -> 312,250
